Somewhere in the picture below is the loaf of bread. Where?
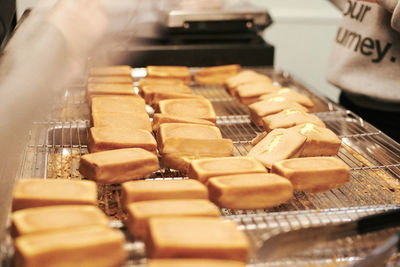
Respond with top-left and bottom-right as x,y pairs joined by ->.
139,83 -> 192,104
225,70 -> 272,96
147,259 -> 246,267
145,217 -> 249,262
158,98 -> 216,123
188,156 -> 267,184
162,154 -> 213,173
138,77 -> 185,88
87,83 -> 136,97
146,66 -> 191,84
121,179 -> 208,208
152,114 -> 215,132
194,64 -> 241,86
89,65 -> 132,76
249,99 -> 309,127
91,95 -> 146,115
14,225 -> 127,267
208,173 -> 293,209
258,88 -> 314,109
91,112 -> 152,132
79,148 -> 159,184
262,109 -> 325,132
271,156 -> 350,193
236,82 -> 281,105
288,123 -> 341,156
12,179 -> 97,211
162,138 -> 234,157
157,123 -> 222,153
87,76 -> 133,84
247,129 -> 307,169
12,205 -> 109,237
126,199 -> 220,238
88,127 -> 157,153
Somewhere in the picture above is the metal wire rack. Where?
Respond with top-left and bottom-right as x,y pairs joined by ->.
12,67 -> 400,266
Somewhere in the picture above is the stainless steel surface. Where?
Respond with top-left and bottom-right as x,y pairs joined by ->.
5,67 -> 400,266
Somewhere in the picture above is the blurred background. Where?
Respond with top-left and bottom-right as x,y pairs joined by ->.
14,0 -> 342,102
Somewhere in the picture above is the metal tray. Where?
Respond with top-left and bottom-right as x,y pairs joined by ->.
5,67 -> 400,266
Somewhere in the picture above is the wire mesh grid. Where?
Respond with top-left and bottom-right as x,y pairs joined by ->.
13,67 -> 400,266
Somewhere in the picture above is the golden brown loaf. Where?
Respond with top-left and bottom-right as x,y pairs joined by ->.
188,156 -> 267,184
194,64 -> 241,86
88,65 -> 132,76
14,225 -> 127,267
12,205 -> 109,237
87,83 -> 136,97
225,70 -> 272,96
121,179 -> 208,208
126,199 -> 220,238
262,109 -> 325,132
271,156 -> 350,193
88,127 -> 157,153
158,98 -> 217,123
146,66 -> 191,84
208,173 -> 293,209
91,112 -> 152,132
247,129 -> 307,169
258,88 -> 314,109
12,179 -> 97,211
157,123 -> 222,153
87,76 -> 133,84
145,217 -> 249,262
288,123 -> 341,157
248,99 -> 309,127
152,114 -> 215,132
79,148 -> 159,184
90,95 -> 146,115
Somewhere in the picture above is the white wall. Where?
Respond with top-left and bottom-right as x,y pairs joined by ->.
251,0 -> 342,102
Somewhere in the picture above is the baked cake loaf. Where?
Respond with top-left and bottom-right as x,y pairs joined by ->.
188,156 -> 267,184
87,76 -> 133,84
236,82 -> 281,105
12,179 -> 97,211
88,127 -> 157,153
146,66 -> 191,84
91,112 -> 152,132
87,83 -> 136,97
247,129 -> 307,169
121,179 -> 208,208
249,99 -> 309,127
89,65 -> 132,76
262,109 -> 325,132
12,205 -> 109,237
208,173 -> 293,209
152,114 -> 215,132
288,123 -> 341,156
145,217 -> 249,262
162,138 -> 233,157
14,225 -> 127,267
126,199 -> 220,238
271,156 -> 350,193
91,95 -> 146,115
225,70 -> 272,96
157,123 -> 222,152
158,98 -> 216,123
162,154 -> 213,173
79,148 -> 159,184
194,64 -> 241,86
258,88 -> 314,110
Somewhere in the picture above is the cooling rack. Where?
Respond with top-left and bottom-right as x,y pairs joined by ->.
8,67 -> 400,266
